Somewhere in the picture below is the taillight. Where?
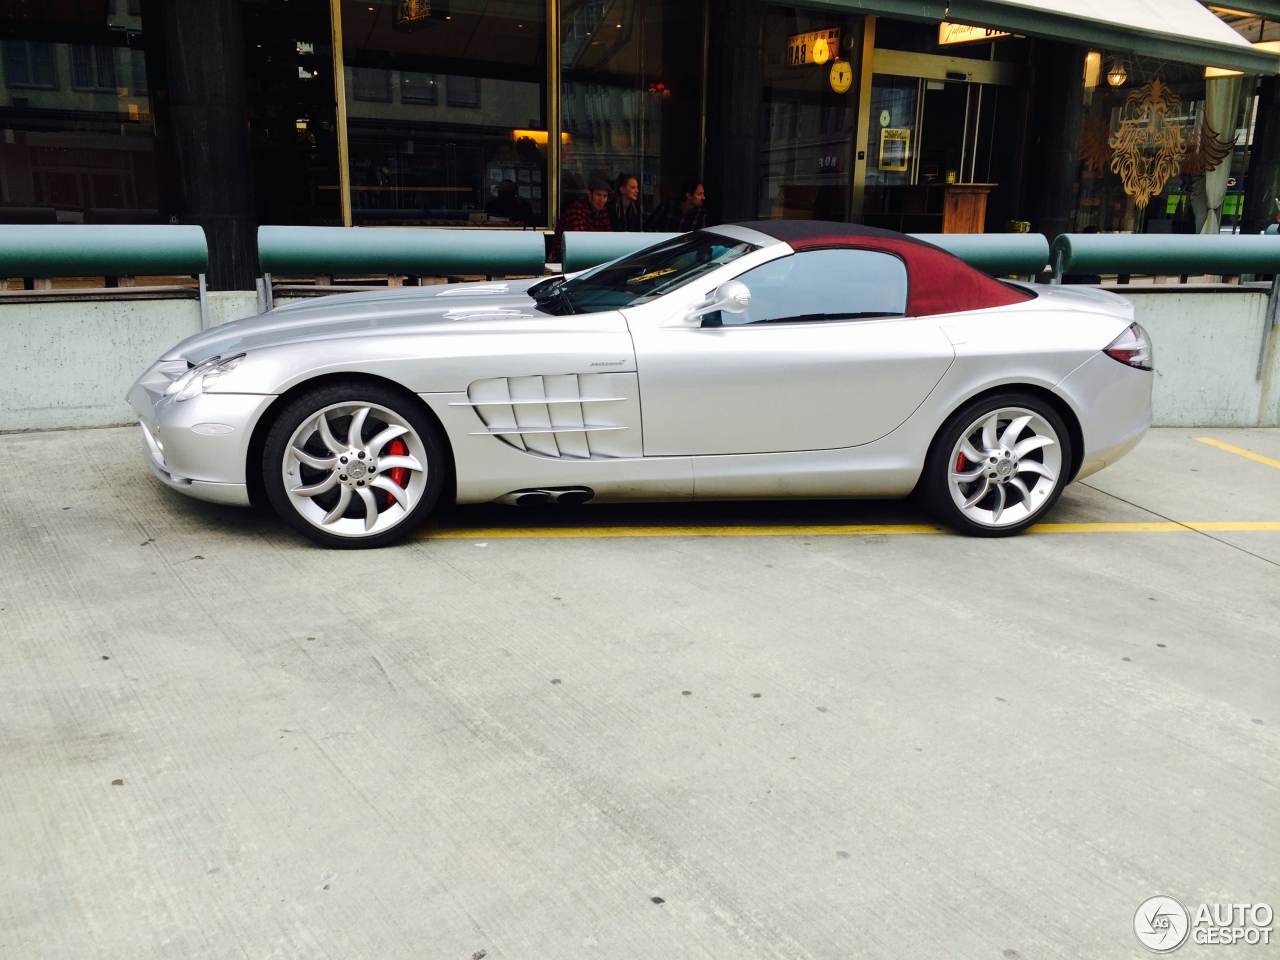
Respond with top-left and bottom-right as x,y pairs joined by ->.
1104,322 -> 1153,371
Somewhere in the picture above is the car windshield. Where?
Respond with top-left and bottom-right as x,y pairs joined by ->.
534,232 -> 759,315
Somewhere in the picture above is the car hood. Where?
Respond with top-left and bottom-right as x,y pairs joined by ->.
165,279 -> 550,363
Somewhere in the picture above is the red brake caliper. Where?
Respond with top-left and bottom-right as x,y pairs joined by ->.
955,451 -> 967,471
388,438 -> 409,487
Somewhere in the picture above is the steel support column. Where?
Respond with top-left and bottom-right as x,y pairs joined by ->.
850,16 -> 877,223
546,0 -> 562,231
158,0 -> 257,290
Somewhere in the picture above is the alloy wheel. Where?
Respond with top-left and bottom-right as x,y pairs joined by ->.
281,401 -> 429,538
946,406 -> 1062,528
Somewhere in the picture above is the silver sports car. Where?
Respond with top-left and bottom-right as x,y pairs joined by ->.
127,222 -> 1153,547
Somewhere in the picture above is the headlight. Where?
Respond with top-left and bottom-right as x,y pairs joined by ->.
1104,322 -> 1153,371
164,353 -> 246,402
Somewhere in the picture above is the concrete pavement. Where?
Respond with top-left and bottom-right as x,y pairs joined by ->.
1,426 -> 1277,959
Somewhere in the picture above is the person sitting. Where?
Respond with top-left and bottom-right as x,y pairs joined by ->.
560,176 -> 612,232
485,179 -> 534,225
553,175 -> 612,261
608,172 -> 642,232
644,178 -> 707,232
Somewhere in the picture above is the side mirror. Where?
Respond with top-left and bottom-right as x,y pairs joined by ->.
687,280 -> 751,324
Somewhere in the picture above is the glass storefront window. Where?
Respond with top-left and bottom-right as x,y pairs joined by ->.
339,0 -> 548,227
758,6 -> 863,221
863,76 -> 1008,231
1070,55 -> 1240,235
862,74 -> 917,193
0,3 -> 168,225
857,21 -> 1026,233
560,0 -> 704,225
243,0 -> 342,227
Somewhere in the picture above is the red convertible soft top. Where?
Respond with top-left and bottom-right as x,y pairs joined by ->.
735,221 -> 1032,318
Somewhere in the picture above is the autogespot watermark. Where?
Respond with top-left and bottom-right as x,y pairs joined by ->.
1134,896 -> 1274,952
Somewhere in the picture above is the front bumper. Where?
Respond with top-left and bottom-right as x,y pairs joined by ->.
137,419 -> 253,505
128,367 -> 274,506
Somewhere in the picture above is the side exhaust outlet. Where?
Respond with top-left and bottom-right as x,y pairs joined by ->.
498,487 -> 594,506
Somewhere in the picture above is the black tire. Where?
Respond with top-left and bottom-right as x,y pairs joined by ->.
262,380 -> 447,548
921,392 -> 1073,538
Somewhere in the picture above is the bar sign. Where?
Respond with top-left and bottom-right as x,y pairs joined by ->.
787,29 -> 841,67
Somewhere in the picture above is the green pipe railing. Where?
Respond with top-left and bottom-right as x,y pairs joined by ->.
1051,233 -> 1280,279
0,223 -> 211,326
0,224 -> 208,278
257,225 -> 547,279
15,226 -> 1280,291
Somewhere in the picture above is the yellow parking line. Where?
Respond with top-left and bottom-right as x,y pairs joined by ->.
1034,521 -> 1280,533
413,521 -> 1280,540
1182,521 -> 1280,531
1032,522 -> 1183,533
418,523 -> 946,539
1196,437 -> 1280,470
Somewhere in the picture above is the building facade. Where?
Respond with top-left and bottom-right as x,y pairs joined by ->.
1,0 -> 1277,287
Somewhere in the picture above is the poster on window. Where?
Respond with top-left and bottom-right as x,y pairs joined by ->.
878,128 -> 910,171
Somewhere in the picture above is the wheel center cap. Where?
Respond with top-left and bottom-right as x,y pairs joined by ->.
995,458 -> 1015,478
347,461 -> 367,480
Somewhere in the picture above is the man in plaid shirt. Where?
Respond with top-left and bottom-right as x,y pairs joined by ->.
553,175 -> 612,261
644,178 -> 707,232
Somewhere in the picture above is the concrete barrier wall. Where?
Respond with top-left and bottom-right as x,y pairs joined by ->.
1124,286 -> 1279,427
0,291 -> 257,432
1,287 -> 1277,432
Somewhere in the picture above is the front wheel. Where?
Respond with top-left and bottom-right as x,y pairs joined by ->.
262,381 -> 446,548
921,393 -> 1073,537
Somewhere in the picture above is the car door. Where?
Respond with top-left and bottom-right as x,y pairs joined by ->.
627,248 -> 955,456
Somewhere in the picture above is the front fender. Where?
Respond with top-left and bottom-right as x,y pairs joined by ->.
200,315 -> 636,396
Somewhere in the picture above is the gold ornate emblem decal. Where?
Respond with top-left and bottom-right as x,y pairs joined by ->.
1077,112 -> 1112,170
1181,117 -> 1234,177
1108,79 -> 1187,208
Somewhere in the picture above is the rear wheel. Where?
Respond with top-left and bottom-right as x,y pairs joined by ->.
262,381 -> 445,548
922,393 -> 1072,537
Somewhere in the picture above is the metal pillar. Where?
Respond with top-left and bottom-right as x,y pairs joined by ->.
198,273 -> 210,329
546,0 -> 562,231
850,16 -> 876,224
330,0 -> 353,228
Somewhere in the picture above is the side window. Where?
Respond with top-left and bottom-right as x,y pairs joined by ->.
719,249 -> 908,326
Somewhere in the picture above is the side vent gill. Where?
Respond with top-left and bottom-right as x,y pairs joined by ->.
455,374 -> 634,459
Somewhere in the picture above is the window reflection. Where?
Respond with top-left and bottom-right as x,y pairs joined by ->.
721,249 -> 907,324
560,0 -> 703,223
758,7 -> 861,221
400,70 -> 438,104
0,4 -> 167,224
340,0 -> 548,226
243,0 -> 342,227
4,41 -> 58,89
